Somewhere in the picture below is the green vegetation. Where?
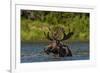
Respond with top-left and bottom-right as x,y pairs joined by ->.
21,10 -> 89,42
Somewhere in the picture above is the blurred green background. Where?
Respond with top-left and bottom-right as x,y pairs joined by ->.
21,10 -> 89,42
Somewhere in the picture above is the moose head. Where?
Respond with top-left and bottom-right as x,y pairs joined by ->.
44,27 -> 73,57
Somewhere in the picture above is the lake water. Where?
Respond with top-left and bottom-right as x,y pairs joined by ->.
21,42 -> 89,63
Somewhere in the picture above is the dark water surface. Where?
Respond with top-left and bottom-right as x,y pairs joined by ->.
21,42 -> 89,63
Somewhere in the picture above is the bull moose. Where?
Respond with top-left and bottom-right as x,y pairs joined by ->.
44,27 -> 74,57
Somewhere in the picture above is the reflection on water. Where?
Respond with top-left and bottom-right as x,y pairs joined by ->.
21,42 -> 89,63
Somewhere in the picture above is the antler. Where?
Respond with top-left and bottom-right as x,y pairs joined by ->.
44,32 -> 53,41
44,26 -> 73,41
44,27 -> 58,41
59,29 -> 74,41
